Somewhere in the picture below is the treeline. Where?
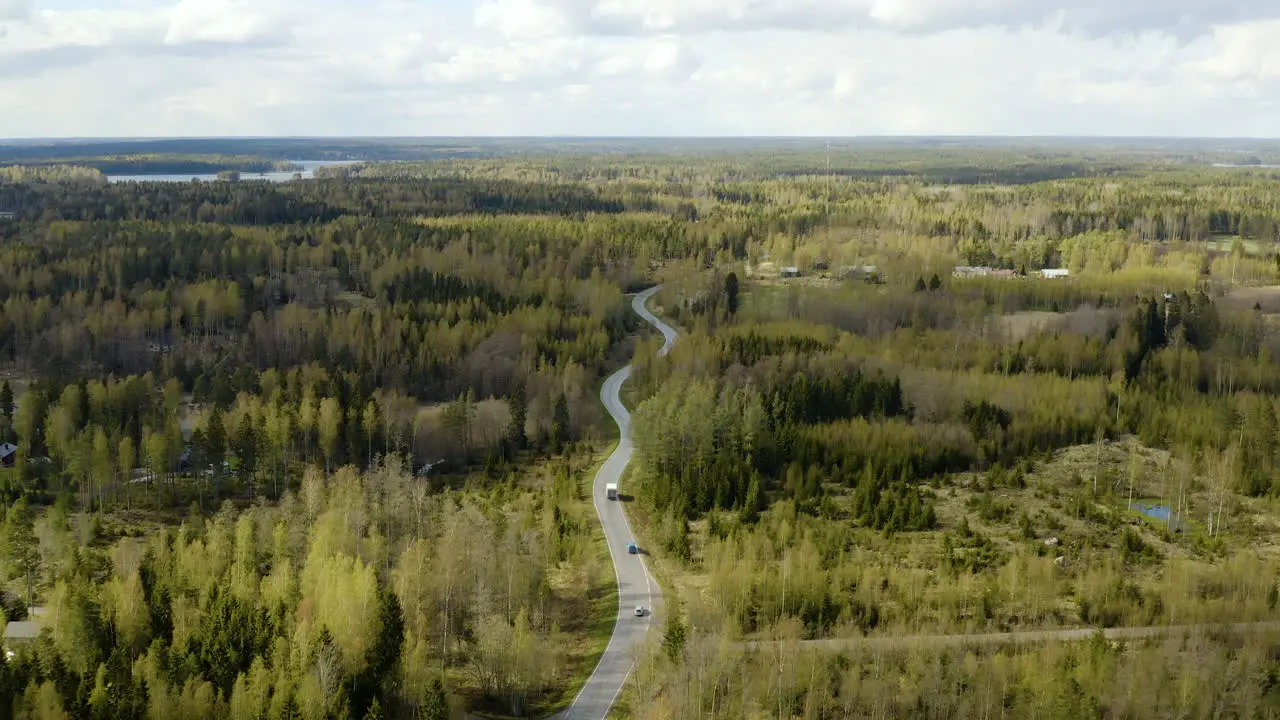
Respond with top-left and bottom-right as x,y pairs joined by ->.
632,623 -> 1280,719
0,156 -> 296,176
0,166 -> 104,185
0,177 -> 640,224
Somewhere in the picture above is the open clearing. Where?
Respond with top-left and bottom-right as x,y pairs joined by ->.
999,310 -> 1066,341
1223,285 -> 1280,312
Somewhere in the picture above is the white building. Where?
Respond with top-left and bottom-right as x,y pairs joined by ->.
1041,268 -> 1070,279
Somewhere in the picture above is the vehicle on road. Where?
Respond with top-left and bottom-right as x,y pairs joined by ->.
606,482 -> 618,500
627,542 -> 638,554
634,605 -> 645,617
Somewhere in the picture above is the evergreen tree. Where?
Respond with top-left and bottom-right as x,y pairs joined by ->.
662,611 -> 687,663
234,418 -> 258,494
205,410 -> 226,475
420,677 -> 448,720
507,383 -> 527,451
1,499 -> 39,604
551,394 -> 570,452
0,380 -> 13,418
362,398 -> 381,468
739,474 -> 761,525
724,272 -> 740,315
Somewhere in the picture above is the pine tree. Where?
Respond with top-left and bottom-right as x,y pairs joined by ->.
551,394 -> 570,453
362,398 -> 381,468
205,410 -> 226,475
0,380 -> 12,418
235,418 -> 258,496
662,611 -> 687,663
2,499 -> 38,604
724,272 -> 740,315
507,383 -> 527,451
739,474 -> 761,524
420,677 -> 448,720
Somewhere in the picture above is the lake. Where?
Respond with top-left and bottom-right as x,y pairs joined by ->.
107,160 -> 357,184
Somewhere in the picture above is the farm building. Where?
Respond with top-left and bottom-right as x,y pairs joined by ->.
1041,268 -> 1070,279
838,265 -> 881,282
780,267 -> 801,278
955,266 -> 1020,279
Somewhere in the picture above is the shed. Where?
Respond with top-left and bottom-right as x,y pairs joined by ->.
0,443 -> 17,467
780,267 -> 801,278
3,620 -> 41,651
1041,268 -> 1070,279
4,621 -> 39,641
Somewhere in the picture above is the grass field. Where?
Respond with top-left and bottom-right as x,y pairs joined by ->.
1223,285 -> 1280,312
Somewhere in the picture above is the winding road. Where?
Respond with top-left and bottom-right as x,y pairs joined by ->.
556,285 -> 678,720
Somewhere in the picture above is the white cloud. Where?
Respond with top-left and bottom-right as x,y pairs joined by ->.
0,0 -> 30,21
500,0 -> 1280,37
0,0 -> 1279,136
474,0 -> 568,38
1197,19 -> 1280,82
164,0 -> 290,45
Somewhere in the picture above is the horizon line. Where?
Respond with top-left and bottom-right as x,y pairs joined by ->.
3,134 -> 1280,142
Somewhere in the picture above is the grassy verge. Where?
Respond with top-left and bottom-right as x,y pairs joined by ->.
530,442 -> 622,717
602,462 -> 699,720
457,442 -> 622,720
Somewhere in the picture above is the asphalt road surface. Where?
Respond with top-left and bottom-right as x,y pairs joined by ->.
555,285 -> 677,720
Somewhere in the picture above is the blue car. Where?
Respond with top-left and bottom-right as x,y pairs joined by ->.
627,542 -> 639,554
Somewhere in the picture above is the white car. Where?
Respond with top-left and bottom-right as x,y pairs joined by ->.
634,605 -> 645,617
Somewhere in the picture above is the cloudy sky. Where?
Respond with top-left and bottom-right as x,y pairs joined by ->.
0,0 -> 1277,137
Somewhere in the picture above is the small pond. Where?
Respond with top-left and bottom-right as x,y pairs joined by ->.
1137,504 -> 1172,522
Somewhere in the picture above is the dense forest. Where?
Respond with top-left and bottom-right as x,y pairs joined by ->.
3,142 -> 1280,718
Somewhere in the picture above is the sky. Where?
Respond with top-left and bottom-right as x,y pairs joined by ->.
0,0 -> 1278,137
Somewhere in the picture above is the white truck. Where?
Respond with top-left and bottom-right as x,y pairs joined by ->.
606,483 -> 618,500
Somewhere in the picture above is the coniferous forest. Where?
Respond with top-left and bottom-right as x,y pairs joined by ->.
4,139 -> 1280,718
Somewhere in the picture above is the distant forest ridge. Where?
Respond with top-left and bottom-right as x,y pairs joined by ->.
3,136 -> 1280,159
5,137 -> 1280,185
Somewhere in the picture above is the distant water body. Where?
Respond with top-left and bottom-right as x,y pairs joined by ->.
107,160 -> 357,184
